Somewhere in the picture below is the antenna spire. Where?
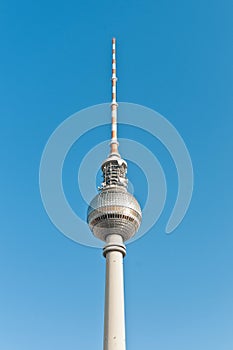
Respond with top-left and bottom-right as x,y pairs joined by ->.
110,37 -> 119,156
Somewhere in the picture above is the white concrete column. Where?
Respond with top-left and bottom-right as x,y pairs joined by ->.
103,235 -> 126,350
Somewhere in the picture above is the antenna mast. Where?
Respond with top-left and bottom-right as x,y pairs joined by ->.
110,38 -> 119,156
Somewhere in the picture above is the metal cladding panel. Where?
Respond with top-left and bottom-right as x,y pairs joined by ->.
87,189 -> 141,217
87,188 -> 142,242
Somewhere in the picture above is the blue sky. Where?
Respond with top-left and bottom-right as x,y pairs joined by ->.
1,0 -> 232,349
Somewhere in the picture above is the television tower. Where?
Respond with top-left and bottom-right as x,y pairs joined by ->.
87,38 -> 142,350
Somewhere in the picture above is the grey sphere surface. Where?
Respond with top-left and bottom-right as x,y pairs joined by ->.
87,187 -> 142,242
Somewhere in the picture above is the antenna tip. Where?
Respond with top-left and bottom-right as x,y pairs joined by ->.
112,37 -> 116,43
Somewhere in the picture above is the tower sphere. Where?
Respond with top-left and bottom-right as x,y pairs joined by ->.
87,186 -> 142,242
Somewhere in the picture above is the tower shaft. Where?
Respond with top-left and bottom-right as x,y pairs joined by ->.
103,235 -> 126,350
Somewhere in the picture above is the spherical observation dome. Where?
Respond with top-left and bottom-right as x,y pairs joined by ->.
87,187 -> 142,242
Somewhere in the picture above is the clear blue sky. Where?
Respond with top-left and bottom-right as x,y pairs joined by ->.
1,0 -> 232,349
